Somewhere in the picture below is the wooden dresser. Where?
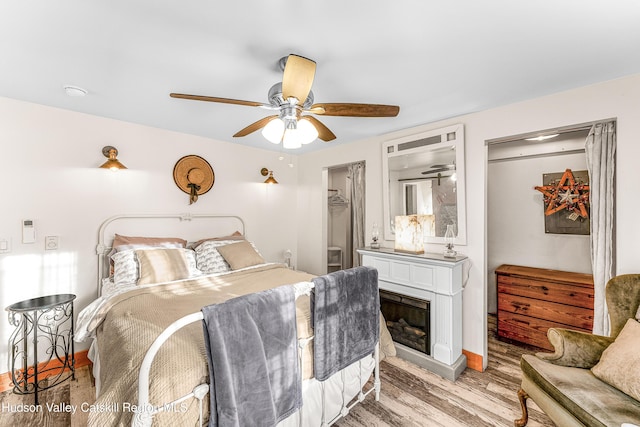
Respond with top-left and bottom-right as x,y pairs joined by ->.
495,264 -> 594,351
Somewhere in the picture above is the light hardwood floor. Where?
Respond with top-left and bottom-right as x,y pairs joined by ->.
0,315 -> 554,427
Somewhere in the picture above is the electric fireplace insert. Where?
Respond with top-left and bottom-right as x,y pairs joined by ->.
380,289 -> 430,355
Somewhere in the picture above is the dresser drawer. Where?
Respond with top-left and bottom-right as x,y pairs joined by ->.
497,310 -> 555,351
495,264 -> 594,350
497,275 -> 594,309
498,293 -> 593,331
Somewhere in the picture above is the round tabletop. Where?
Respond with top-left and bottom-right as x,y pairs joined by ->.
6,294 -> 76,312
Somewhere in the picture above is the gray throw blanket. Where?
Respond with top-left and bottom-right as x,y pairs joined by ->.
311,266 -> 380,381
201,285 -> 302,427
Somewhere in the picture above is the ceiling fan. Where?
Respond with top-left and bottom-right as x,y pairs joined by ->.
421,164 -> 455,175
170,54 -> 400,149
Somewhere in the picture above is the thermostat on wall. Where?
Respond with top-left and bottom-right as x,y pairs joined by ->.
22,219 -> 35,244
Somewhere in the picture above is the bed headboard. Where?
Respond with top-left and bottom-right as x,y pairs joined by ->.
96,213 -> 245,294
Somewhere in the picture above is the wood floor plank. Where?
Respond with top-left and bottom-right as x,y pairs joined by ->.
365,373 -> 474,427
380,358 -> 511,427
0,381 -> 70,427
70,368 -> 92,427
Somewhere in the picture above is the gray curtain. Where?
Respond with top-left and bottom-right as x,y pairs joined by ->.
585,121 -> 616,336
348,162 -> 366,267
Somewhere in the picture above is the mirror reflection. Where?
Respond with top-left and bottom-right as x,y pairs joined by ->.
389,146 -> 457,237
382,124 -> 466,245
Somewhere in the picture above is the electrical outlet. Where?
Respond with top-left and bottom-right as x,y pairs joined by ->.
0,238 -> 10,254
45,236 -> 59,250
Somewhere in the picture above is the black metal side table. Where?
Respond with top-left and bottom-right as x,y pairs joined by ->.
5,294 -> 76,404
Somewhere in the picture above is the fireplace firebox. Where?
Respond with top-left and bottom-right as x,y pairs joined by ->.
380,289 -> 430,355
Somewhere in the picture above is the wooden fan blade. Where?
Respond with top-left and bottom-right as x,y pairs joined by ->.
282,54 -> 316,103
170,93 -> 264,107
302,116 -> 336,142
233,115 -> 279,137
310,103 -> 399,117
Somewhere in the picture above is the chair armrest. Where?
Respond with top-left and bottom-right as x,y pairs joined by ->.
535,328 -> 614,368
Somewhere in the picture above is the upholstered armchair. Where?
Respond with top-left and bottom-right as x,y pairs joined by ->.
515,274 -> 640,427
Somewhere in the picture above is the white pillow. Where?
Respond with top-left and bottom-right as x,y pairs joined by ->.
194,240 -> 238,274
112,250 -> 139,286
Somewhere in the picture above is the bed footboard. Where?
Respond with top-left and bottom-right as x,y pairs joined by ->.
131,282 -> 380,427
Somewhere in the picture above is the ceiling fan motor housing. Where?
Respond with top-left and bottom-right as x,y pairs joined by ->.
268,82 -> 314,109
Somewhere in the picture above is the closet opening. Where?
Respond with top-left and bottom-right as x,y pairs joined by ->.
486,118 -> 616,349
326,161 -> 365,272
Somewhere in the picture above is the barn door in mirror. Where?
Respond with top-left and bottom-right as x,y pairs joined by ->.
382,124 -> 466,245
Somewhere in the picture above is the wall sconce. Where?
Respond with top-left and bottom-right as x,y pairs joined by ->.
99,146 -> 127,171
261,167 -> 278,184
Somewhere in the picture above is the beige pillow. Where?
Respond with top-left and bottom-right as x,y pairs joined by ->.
113,234 -> 187,251
591,318 -> 640,401
136,248 -> 191,285
190,231 -> 244,249
216,240 -> 265,270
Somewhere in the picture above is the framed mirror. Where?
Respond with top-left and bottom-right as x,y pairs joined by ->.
382,123 -> 467,245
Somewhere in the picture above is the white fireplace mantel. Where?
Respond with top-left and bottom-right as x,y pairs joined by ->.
358,247 -> 468,381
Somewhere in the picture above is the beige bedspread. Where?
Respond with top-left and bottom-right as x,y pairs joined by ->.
89,264 -> 314,426
87,264 -> 392,426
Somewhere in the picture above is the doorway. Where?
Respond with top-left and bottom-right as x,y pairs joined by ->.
326,161 -> 365,273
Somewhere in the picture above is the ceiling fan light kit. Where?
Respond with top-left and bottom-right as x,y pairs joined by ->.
170,54 -> 400,149
263,116 -> 319,149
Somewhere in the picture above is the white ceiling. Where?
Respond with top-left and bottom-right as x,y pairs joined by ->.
2,1 -> 640,154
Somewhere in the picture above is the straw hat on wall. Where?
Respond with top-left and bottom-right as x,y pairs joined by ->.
173,155 -> 215,204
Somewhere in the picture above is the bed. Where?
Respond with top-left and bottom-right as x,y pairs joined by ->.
76,213 -> 394,426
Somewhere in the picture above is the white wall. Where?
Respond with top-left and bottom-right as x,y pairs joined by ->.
0,97 -> 299,369
487,152 -> 591,313
297,72 -> 640,369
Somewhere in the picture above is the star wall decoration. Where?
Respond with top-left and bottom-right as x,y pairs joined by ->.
534,168 -> 590,218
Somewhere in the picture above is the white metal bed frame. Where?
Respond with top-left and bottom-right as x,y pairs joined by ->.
94,213 -> 381,427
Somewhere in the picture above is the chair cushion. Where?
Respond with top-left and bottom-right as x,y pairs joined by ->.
521,354 -> 640,427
